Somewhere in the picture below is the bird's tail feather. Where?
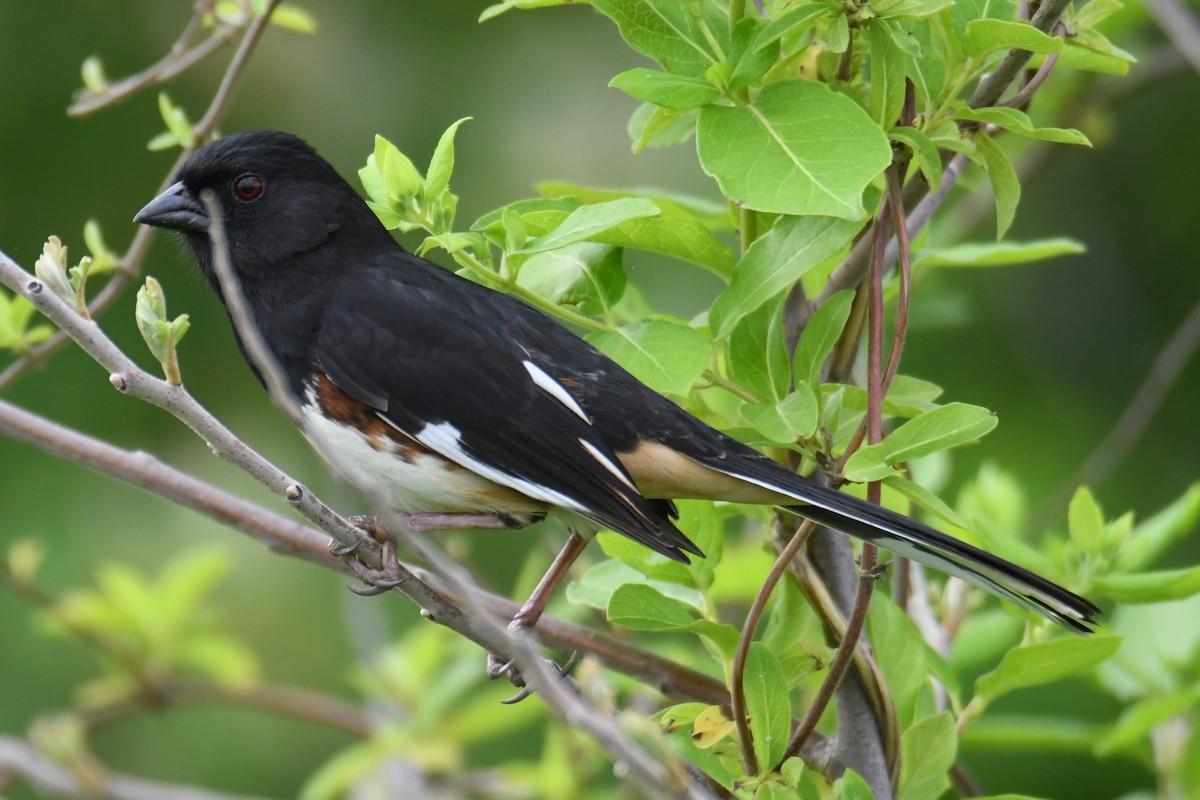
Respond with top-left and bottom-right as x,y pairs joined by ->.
705,459 -> 1100,633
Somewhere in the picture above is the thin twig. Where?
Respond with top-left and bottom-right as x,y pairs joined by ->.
1004,50 -> 1060,110
68,1 -> 234,117
76,681 -> 371,738
0,396 -> 740,713
194,0 -> 282,141
730,519 -> 817,776
1033,295 -> 1200,527
1143,0 -> 1200,73
968,0 -> 1075,109
0,735 -> 279,800
779,196 -> 895,785
813,153 -> 968,317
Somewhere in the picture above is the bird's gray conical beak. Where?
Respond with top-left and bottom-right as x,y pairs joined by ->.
133,181 -> 209,233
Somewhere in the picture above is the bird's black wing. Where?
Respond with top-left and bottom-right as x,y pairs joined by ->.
315,255 -> 700,562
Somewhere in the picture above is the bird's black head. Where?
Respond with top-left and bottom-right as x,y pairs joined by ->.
134,130 -> 392,287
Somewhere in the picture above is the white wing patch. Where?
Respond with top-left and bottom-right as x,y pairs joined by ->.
415,421 -> 589,514
578,438 -> 637,491
522,360 -> 589,422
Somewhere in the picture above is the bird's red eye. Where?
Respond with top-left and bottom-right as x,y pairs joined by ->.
233,174 -> 264,202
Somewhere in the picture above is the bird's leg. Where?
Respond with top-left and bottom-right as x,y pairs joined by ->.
486,531 -> 589,692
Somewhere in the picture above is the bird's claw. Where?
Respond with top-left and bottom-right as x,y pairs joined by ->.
342,536 -> 405,596
347,578 -> 403,596
329,538 -> 361,557
487,649 -> 580,704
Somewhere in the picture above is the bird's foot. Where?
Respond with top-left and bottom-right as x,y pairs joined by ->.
341,533 -> 406,596
486,646 -> 579,704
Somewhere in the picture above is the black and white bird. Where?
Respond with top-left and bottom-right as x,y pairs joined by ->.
134,131 -> 1099,653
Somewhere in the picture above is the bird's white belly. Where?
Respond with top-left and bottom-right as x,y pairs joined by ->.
300,405 -> 547,515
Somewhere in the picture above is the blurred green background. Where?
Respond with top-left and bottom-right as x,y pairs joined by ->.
1,1 -> 1197,797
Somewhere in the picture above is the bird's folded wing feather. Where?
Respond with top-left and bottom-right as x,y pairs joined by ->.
315,260 -> 700,561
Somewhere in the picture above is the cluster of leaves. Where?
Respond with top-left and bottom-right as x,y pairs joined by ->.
0,227 -> 117,357
1,545 -> 258,712
345,0 -> 1196,797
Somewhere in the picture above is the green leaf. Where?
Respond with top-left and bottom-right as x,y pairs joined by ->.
424,117 -> 471,200
756,3 -> 826,51
1095,566 -> 1200,604
0,292 -> 49,351
607,584 -> 739,654
677,500 -> 725,588
877,0 -> 955,19
952,0 -> 1018,33
962,19 -> 1062,57
890,127 -> 943,192
866,22 -> 906,129
865,595 -> 932,726
883,474 -> 967,529
515,243 -> 625,316
479,0 -> 575,21
744,642 -> 791,770
80,55 -> 107,92
610,68 -> 720,109
1057,39 -> 1134,75
974,636 -> 1122,704
740,389 -> 819,443
793,289 -> 855,388
628,103 -> 699,152
568,558 -> 705,612
1067,486 -> 1106,556
502,207 -> 527,253
155,92 -> 193,150
728,297 -> 791,403
1094,690 -> 1198,756
975,133 -> 1020,239
373,134 -> 423,200
82,219 -> 116,274
1117,483 -> 1200,571
519,198 -> 659,253
728,16 -> 776,90
590,0 -> 721,75
899,713 -> 957,800
596,530 -> 696,587
906,19 -> 949,111
473,197 -> 580,233
955,106 -> 1090,146
825,12 -> 850,52
711,214 -> 861,336
536,182 -> 730,228
915,238 -> 1085,268
33,236 -> 76,309
607,583 -> 695,629
843,402 -> 998,481
586,320 -> 710,395
271,3 -> 318,33
697,80 -> 892,219
481,197 -> 728,274
835,769 -> 876,800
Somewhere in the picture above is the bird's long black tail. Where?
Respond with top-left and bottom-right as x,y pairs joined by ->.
701,454 -> 1100,634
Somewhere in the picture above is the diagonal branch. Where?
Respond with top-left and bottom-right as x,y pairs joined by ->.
0,395 -> 734,711
1143,0 -> 1200,73
0,735 -> 278,800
